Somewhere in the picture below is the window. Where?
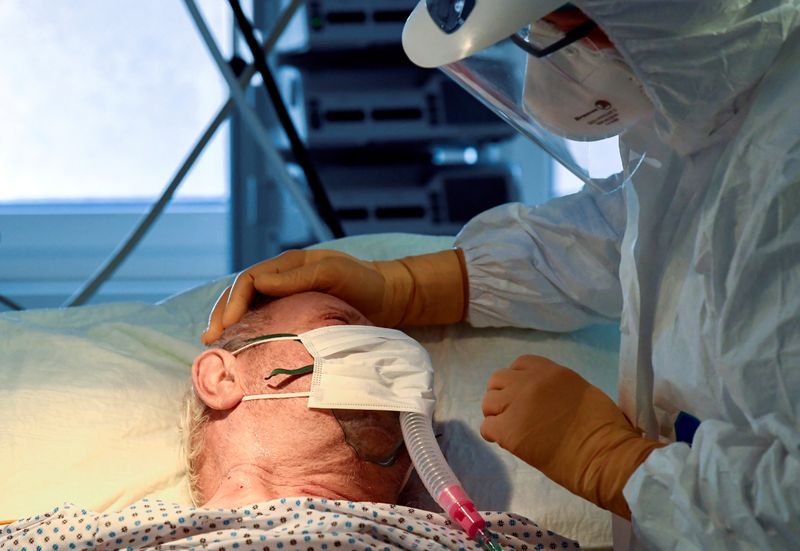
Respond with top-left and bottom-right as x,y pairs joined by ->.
0,0 -> 233,308
551,136 -> 623,197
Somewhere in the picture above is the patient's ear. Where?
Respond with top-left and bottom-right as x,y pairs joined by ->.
192,349 -> 243,410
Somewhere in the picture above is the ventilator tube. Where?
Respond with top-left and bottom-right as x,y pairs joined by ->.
399,412 -> 501,549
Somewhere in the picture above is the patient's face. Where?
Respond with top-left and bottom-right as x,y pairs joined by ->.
206,291 -> 410,502
233,291 -> 372,392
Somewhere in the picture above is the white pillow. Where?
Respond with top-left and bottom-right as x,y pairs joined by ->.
0,233 -> 616,547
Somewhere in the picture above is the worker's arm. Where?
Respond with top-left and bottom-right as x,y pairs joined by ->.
456,175 -> 627,331
204,174 -> 625,342
623,208 -> 800,549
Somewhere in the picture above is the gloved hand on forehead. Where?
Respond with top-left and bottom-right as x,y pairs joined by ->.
202,248 -> 468,344
480,355 -> 666,519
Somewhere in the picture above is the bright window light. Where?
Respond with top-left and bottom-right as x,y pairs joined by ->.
552,136 -> 622,197
0,0 -> 231,202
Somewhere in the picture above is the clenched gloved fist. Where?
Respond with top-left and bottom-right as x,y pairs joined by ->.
481,355 -> 665,519
202,248 -> 468,344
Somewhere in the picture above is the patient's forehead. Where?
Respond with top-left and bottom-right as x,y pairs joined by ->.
259,292 -> 371,333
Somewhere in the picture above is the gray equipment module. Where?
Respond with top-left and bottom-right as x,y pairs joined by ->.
279,66 -> 516,147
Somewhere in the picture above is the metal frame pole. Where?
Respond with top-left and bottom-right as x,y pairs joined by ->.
64,0 -> 308,307
183,0 -> 333,242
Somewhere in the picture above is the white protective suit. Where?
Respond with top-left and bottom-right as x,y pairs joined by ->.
455,1 -> 800,549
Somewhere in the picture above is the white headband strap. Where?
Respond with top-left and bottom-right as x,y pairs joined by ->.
231,334 -> 301,356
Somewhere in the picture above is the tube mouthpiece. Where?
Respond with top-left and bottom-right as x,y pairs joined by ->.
437,484 -> 485,539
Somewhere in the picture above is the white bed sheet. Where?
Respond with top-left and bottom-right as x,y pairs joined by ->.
0,233 -> 618,548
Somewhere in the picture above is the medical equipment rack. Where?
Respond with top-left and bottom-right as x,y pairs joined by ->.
230,0 -> 520,268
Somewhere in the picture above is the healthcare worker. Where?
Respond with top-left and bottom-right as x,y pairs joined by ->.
204,1 -> 800,548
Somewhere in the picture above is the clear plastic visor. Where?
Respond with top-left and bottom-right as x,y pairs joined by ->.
440,24 -> 651,186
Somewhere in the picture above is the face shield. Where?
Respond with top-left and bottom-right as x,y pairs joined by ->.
403,1 -> 653,186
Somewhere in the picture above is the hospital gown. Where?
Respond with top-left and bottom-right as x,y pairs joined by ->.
1,498 -> 577,550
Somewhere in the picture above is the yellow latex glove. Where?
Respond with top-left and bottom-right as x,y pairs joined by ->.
481,355 -> 665,519
202,248 -> 468,344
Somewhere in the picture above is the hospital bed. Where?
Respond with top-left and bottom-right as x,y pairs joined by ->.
0,233 -> 619,549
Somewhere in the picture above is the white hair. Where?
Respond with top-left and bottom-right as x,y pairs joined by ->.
179,383 -> 210,505
179,299 -> 277,505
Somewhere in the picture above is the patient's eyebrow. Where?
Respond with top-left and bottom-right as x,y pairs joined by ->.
315,302 -> 362,323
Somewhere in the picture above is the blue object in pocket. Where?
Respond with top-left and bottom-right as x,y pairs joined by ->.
674,411 -> 701,446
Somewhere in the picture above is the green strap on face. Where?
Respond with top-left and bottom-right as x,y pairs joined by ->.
265,364 -> 314,380
241,332 -> 299,344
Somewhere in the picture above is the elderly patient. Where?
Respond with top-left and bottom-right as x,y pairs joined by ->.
1,292 -> 577,550
184,291 -> 412,508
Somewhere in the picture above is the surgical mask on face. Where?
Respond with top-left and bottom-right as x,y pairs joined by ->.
521,21 -> 653,141
232,325 -> 436,465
